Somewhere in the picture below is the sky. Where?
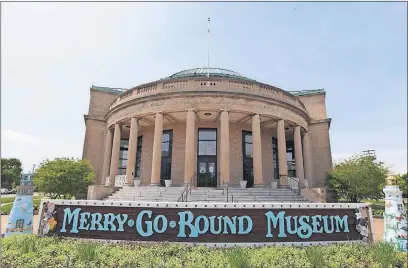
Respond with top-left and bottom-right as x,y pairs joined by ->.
1,2 -> 407,174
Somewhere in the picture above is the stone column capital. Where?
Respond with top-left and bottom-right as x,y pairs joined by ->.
185,108 -> 196,112
219,109 -> 229,113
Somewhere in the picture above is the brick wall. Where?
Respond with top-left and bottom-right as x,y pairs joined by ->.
83,89 -> 121,184
82,119 -> 106,184
298,94 -> 327,120
308,121 -> 333,187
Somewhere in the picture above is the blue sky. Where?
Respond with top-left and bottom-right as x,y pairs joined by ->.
2,2 -> 407,173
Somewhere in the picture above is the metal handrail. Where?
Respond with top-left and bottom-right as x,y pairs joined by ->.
177,173 -> 196,202
218,173 -> 236,203
286,176 -> 324,200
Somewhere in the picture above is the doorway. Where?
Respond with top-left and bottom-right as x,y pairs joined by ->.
242,131 -> 254,188
197,129 -> 217,187
160,130 -> 173,186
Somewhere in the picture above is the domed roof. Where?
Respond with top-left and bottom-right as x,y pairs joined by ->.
166,67 -> 254,81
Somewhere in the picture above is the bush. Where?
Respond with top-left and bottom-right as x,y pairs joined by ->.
34,158 -> 94,199
2,235 -> 407,268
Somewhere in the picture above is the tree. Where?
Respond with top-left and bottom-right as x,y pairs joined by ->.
396,173 -> 407,198
326,155 -> 389,203
1,158 -> 23,189
34,158 -> 94,199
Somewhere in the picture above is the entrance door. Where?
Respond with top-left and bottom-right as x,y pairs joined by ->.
242,131 -> 254,188
160,130 -> 173,186
197,129 -> 217,187
197,158 -> 217,187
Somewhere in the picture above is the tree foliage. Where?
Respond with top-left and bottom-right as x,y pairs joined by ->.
34,158 -> 94,199
396,173 -> 407,197
326,155 -> 389,203
1,158 -> 23,189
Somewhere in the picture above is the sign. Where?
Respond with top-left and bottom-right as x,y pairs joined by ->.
38,200 -> 373,246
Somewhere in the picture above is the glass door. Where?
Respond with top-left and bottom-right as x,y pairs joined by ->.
160,130 -> 173,186
197,158 -> 217,187
197,129 -> 217,187
242,131 -> 254,188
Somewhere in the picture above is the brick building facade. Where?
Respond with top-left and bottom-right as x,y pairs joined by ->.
83,67 -> 333,190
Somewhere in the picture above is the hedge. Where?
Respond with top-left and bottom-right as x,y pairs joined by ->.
1,235 -> 407,268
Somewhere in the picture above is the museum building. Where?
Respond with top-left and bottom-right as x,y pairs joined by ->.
83,67 -> 332,192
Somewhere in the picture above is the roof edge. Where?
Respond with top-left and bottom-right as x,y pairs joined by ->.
288,89 -> 325,96
91,85 -> 127,95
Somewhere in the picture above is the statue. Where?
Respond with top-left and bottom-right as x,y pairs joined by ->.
4,173 -> 35,237
383,176 -> 407,252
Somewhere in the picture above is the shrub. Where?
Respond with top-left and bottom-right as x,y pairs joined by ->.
2,235 -> 408,268
305,246 -> 327,268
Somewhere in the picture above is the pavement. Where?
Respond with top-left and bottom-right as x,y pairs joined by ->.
0,215 -> 385,241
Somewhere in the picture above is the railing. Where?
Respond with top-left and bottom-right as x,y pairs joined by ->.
177,173 -> 196,202
218,173 -> 236,203
286,176 -> 324,201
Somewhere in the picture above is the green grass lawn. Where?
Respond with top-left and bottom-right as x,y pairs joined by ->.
1,198 -> 42,214
0,196 -> 16,204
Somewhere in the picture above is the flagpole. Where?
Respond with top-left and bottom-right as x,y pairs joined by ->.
207,17 -> 210,85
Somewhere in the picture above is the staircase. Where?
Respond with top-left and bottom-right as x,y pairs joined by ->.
104,186 -> 311,203
105,186 -> 184,202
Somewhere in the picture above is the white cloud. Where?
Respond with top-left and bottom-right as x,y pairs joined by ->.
1,129 -> 40,145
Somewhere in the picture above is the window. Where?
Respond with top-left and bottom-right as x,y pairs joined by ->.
243,132 -> 253,158
161,130 -> 173,185
272,137 -> 279,180
118,139 -> 129,175
398,203 -> 404,212
286,140 -> 296,177
16,219 -> 24,229
162,132 -> 172,157
198,130 -> 217,155
135,136 -> 143,178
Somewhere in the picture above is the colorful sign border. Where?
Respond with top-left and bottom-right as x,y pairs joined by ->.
37,200 -> 374,247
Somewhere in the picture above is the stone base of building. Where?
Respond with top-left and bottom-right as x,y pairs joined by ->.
87,185 -> 120,200
300,187 -> 327,202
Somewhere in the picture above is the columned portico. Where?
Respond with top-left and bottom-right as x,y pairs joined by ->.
125,117 -> 139,185
150,112 -> 163,186
294,125 -> 305,183
252,114 -> 263,186
109,123 -> 121,185
220,109 -> 230,185
184,109 -> 196,184
277,119 -> 288,186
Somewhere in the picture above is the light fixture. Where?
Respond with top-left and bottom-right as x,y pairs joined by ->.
204,113 -> 212,116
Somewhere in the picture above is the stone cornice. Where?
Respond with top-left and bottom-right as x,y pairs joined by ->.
84,114 -> 106,123
310,118 -> 332,128
106,90 -> 310,123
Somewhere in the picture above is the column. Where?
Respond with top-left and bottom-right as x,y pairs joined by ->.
220,110 -> 230,185
101,128 -> 113,184
294,125 -> 305,183
252,114 -> 264,186
109,123 -> 122,186
277,119 -> 288,186
150,112 -> 163,186
125,117 -> 139,186
184,109 -> 196,184
302,132 -> 313,186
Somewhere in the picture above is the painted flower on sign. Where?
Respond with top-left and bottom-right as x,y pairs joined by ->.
48,217 -> 57,231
